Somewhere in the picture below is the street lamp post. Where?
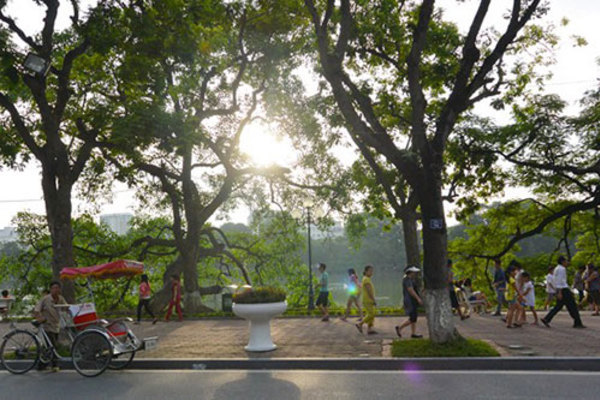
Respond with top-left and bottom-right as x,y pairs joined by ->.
306,205 -> 314,310
292,199 -> 323,311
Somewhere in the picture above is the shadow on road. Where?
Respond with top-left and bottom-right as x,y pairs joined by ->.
212,371 -> 300,400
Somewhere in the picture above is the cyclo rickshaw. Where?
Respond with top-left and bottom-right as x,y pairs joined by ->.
0,260 -> 158,377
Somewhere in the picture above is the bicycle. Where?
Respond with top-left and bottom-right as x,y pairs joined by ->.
1,307 -> 113,377
1,260 -> 158,378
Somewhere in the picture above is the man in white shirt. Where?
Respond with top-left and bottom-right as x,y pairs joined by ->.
541,256 -> 585,328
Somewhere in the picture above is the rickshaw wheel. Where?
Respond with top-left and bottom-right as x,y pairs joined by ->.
108,350 -> 135,370
0,330 -> 40,374
71,331 -> 112,377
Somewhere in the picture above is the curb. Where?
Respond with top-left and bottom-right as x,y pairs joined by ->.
126,357 -> 600,371
50,357 -> 600,372
4,357 -> 600,372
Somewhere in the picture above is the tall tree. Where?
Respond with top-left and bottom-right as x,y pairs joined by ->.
303,0 -> 551,342
98,0 -> 304,312
0,1 -> 117,300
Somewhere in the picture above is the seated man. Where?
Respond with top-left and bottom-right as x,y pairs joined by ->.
33,281 -> 67,372
462,278 -> 492,313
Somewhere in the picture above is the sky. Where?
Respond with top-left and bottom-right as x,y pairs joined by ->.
0,0 -> 599,228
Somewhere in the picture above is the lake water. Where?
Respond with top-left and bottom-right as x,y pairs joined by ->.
327,268 -> 404,307
203,267 -> 405,311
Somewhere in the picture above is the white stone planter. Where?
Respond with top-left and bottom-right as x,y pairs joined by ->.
232,301 -> 287,352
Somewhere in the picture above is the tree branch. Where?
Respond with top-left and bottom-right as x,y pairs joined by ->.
71,119 -> 98,181
469,197 -> 600,260
0,10 -> 40,51
0,92 -> 43,159
406,0 -> 434,157
55,38 -> 90,118
40,0 -> 60,57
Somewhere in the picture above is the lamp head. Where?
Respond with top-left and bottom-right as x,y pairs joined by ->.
312,207 -> 325,219
23,53 -> 51,77
302,198 -> 314,208
290,209 -> 302,219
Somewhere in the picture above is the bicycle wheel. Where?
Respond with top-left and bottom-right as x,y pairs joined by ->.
71,331 -> 112,377
0,330 -> 40,374
108,350 -> 135,370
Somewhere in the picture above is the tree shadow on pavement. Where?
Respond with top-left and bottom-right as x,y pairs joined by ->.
212,371 -> 300,400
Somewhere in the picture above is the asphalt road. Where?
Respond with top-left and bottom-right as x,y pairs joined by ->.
1,370 -> 599,400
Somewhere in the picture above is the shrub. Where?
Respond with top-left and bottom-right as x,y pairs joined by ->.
391,338 -> 500,357
232,287 -> 286,304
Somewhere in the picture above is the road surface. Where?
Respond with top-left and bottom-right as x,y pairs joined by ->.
1,369 -> 598,399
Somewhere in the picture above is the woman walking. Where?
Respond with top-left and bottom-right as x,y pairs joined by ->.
395,265 -> 423,339
341,268 -> 363,321
585,264 -> 600,316
165,274 -> 183,322
136,274 -> 158,324
356,265 -> 377,334
505,267 -> 524,328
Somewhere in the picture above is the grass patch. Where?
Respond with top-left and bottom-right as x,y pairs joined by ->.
391,338 -> 499,358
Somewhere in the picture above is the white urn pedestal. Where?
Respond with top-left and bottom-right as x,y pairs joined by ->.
232,301 -> 287,352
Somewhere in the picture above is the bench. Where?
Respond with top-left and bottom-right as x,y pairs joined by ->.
455,288 -> 488,316
467,297 -> 488,315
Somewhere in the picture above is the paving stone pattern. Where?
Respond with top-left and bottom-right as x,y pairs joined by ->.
2,312 -> 599,358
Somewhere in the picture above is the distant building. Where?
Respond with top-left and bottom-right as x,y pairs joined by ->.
100,213 -> 133,236
0,226 -> 18,243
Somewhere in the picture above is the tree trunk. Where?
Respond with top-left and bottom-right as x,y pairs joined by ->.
153,250 -> 213,315
419,177 -> 459,343
181,251 -> 209,314
402,212 -> 420,266
42,168 -> 76,302
151,257 -> 183,313
182,290 -> 213,314
484,260 -> 493,292
424,287 -> 457,342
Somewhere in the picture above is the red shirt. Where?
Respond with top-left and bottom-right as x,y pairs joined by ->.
171,280 -> 181,302
139,282 -> 151,299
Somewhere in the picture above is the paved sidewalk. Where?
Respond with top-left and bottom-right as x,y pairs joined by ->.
2,312 -> 600,358
458,312 -> 600,357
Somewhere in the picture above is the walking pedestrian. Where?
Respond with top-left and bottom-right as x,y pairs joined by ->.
519,272 -> 538,325
492,258 -> 506,316
341,268 -> 362,321
585,264 -> 600,316
505,267 -> 524,328
356,265 -> 377,334
543,265 -> 556,311
541,256 -> 585,329
448,259 -> 467,320
512,261 -> 524,294
573,265 -> 586,306
395,265 -> 423,339
316,263 -> 330,321
165,274 -> 183,322
136,274 -> 158,324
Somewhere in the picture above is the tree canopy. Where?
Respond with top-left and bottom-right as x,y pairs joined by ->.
1,1 -> 599,344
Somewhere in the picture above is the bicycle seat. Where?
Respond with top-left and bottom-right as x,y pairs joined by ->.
31,320 -> 41,327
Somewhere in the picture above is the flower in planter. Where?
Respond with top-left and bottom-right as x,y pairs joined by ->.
232,287 -> 286,304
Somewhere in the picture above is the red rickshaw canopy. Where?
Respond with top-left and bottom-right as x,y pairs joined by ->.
60,260 -> 144,280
